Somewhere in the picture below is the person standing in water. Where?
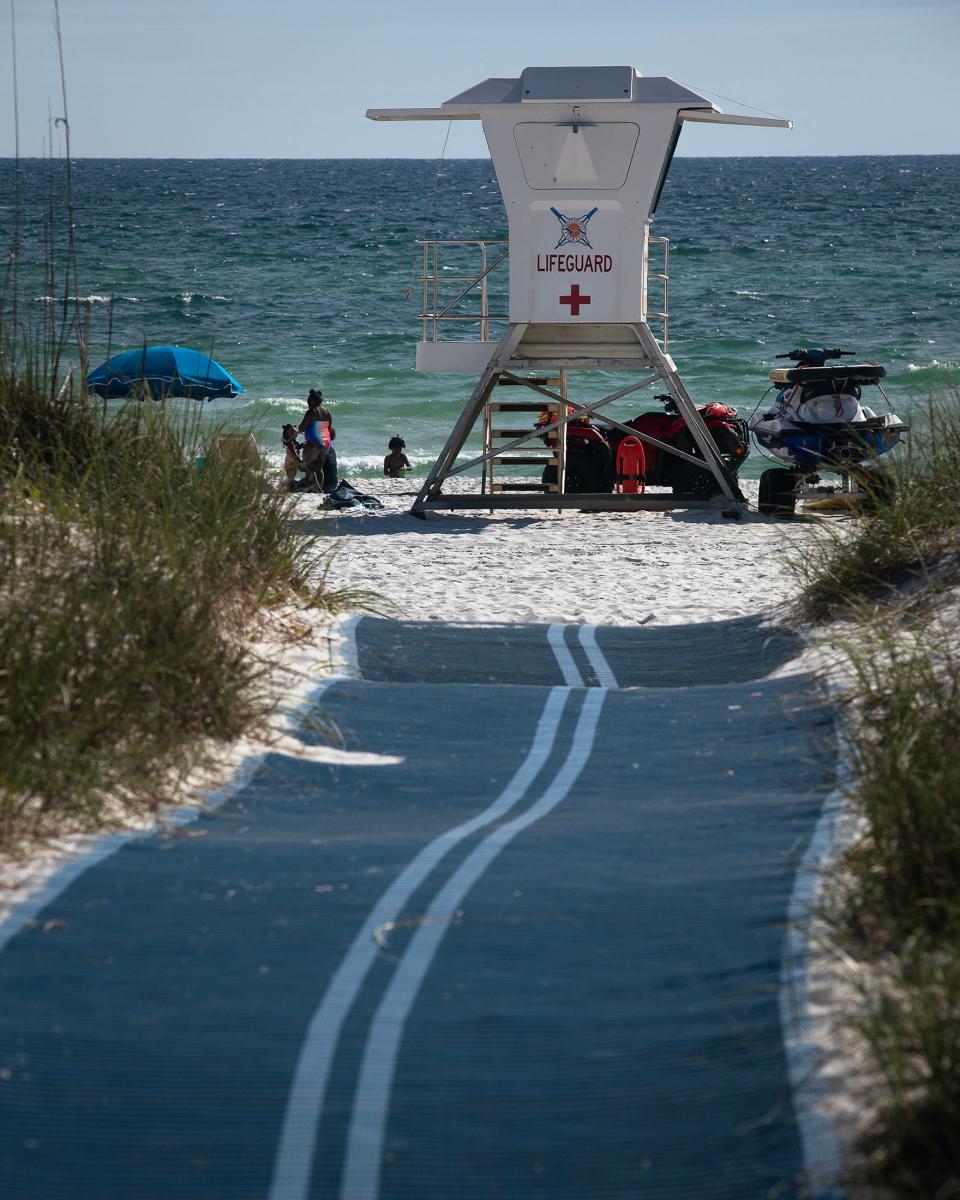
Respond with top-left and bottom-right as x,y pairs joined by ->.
297,388 -> 335,489
383,436 -> 411,478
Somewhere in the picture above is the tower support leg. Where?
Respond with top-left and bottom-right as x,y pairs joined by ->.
412,324 -> 528,512
411,321 -> 746,516
633,323 -> 744,505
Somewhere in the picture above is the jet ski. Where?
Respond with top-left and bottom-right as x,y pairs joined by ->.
750,347 -> 908,515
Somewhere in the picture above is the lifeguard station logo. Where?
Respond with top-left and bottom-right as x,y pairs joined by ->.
550,206 -> 598,249
538,205 -> 613,273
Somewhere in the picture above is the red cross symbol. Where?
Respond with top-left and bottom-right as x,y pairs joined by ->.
559,284 -> 591,316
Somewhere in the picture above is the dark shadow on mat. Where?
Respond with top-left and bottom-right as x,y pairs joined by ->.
352,614 -> 807,688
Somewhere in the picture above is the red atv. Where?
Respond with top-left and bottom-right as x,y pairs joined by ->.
548,397 -> 750,496
612,395 -> 750,497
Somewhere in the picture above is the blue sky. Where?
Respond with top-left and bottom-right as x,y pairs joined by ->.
3,0 -> 958,158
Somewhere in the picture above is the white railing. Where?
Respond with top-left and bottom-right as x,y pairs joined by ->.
647,235 -> 669,350
417,234 -> 670,348
418,239 -> 509,343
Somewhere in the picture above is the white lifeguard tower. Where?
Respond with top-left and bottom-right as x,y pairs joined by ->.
367,66 -> 790,515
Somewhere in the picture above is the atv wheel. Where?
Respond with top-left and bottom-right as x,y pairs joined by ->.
543,446 -> 614,495
758,468 -> 798,516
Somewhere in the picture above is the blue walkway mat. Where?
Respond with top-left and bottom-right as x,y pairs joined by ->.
0,620 -> 836,1200
349,614 -> 805,688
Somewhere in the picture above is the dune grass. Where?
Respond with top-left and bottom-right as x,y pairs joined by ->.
839,622 -> 960,943
797,396 -> 960,621
823,618 -> 960,1198
798,398 -> 960,1197
853,938 -> 960,1197
0,35 -> 361,848
0,375 -> 350,847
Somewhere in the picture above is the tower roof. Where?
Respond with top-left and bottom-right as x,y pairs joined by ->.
367,66 -> 790,129
444,68 -> 714,109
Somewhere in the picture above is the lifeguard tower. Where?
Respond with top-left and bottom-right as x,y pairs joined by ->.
367,66 -> 790,515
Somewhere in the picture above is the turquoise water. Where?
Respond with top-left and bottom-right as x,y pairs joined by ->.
4,156 -> 958,478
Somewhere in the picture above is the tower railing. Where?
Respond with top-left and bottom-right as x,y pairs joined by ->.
418,239 -> 510,344
417,234 -> 670,349
647,235 -> 670,350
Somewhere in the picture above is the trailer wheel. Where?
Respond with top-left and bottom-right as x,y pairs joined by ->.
758,468 -> 798,516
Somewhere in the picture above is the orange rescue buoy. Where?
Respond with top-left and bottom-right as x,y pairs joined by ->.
615,435 -> 646,494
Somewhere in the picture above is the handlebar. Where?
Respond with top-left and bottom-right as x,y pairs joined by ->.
775,347 -> 855,362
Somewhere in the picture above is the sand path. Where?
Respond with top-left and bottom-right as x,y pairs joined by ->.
303,477 -> 818,628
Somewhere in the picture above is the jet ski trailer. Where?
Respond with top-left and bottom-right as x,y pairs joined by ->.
751,347 -> 909,516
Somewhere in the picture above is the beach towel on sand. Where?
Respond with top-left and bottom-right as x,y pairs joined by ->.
322,480 -> 384,511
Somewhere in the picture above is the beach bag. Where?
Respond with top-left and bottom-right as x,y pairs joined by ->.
323,480 -> 384,511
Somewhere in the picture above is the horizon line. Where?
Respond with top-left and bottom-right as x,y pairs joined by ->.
1,151 -> 958,162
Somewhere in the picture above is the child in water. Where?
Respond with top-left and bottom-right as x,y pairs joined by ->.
383,436 -> 412,478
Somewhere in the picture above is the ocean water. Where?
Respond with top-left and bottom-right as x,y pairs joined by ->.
3,156 -> 958,479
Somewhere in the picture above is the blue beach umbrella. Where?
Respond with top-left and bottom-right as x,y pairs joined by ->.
86,345 -> 244,401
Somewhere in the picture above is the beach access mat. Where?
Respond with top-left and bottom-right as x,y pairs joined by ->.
0,617 -> 840,1200
348,613 -> 806,688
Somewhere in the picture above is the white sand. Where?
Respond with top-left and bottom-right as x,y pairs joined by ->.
302,475 -> 821,626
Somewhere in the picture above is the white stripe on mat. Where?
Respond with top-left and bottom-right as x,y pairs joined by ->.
337,613 -> 364,678
339,687 -> 607,1200
0,677 -> 343,959
268,686 -> 572,1200
779,746 -> 847,1193
578,625 -> 619,689
547,623 -> 583,686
